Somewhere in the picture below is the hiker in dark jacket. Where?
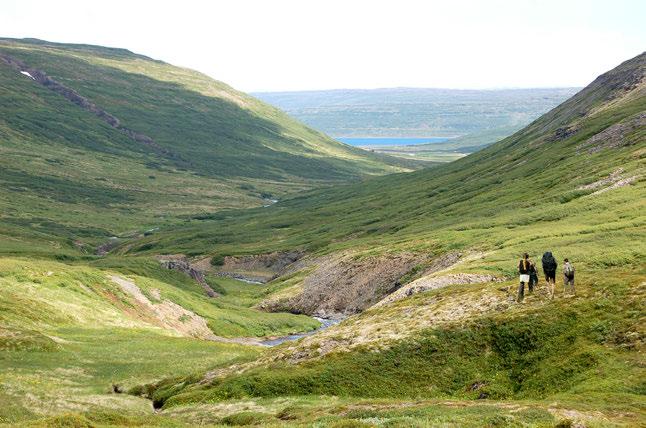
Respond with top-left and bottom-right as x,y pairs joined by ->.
542,251 -> 557,299
563,258 -> 575,294
528,259 -> 539,293
517,253 -> 531,302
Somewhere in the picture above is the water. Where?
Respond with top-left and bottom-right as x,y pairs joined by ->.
223,275 -> 265,284
260,317 -> 343,346
237,277 -> 264,285
337,137 -> 450,146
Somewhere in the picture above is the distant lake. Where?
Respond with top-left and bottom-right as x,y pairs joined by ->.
337,137 -> 450,146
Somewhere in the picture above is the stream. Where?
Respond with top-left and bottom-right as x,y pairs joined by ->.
227,277 -> 344,346
260,317 -> 343,346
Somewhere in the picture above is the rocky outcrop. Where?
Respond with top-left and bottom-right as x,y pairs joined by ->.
95,237 -> 120,256
257,251 -> 474,317
576,111 -> 646,153
374,273 -> 499,308
261,252 -> 430,317
0,52 -> 173,157
576,168 -> 640,195
547,126 -> 579,142
159,259 -> 219,298
217,251 -> 305,283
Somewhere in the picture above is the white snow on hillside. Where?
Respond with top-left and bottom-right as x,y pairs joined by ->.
20,70 -> 35,80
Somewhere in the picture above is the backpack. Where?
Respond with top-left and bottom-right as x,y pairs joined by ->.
529,262 -> 537,274
564,263 -> 574,277
542,252 -> 557,271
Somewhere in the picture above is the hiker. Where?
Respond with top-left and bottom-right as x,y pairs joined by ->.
517,253 -> 531,301
528,258 -> 539,293
542,251 -> 558,299
563,258 -> 575,294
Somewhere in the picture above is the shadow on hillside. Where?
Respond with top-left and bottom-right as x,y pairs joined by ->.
0,43 -> 369,182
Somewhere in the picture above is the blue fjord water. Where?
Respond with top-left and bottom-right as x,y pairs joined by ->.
337,137 -> 450,146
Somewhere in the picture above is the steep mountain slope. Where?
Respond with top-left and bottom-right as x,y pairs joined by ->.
126,53 -> 646,426
0,38 -> 415,253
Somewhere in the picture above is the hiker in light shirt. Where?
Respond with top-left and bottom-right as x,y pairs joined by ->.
563,258 -> 575,295
517,253 -> 531,302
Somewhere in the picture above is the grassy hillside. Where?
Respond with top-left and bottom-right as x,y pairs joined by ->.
0,254 -> 329,424
132,53 -> 645,261
117,53 -> 646,426
0,38 -> 417,254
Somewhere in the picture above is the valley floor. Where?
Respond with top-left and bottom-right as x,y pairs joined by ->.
1,252 -> 643,427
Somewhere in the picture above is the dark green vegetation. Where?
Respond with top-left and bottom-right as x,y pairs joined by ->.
0,37 -> 644,427
0,38 -> 415,254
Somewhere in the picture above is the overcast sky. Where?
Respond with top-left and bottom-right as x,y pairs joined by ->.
1,0 -> 644,92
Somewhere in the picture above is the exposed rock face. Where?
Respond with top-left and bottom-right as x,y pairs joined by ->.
258,251 -> 471,317
374,273 -> 499,308
95,237 -> 120,256
577,111 -> 646,153
0,52 -> 172,157
577,169 -> 625,191
267,252 -> 429,317
547,126 -> 579,142
217,251 -> 305,283
159,259 -> 219,298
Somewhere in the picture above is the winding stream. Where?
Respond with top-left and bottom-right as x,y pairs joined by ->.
260,317 -> 342,346
227,277 -> 343,346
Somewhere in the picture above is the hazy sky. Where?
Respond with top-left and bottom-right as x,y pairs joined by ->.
1,0 -> 644,91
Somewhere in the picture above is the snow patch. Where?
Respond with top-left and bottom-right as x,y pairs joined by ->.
20,70 -> 35,80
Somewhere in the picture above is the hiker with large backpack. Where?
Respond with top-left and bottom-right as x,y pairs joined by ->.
517,253 -> 531,302
563,258 -> 575,295
542,251 -> 558,299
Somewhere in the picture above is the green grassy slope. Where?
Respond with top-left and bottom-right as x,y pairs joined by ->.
0,255 -> 326,424
134,52 -> 645,261
0,38 -> 417,254
124,53 -> 646,426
